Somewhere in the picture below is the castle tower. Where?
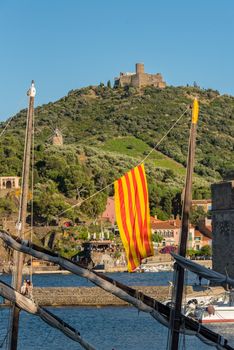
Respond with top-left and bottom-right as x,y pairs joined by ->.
52,128 -> 63,146
212,180 -> 234,278
136,63 -> 144,74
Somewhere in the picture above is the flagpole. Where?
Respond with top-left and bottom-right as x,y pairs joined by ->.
168,98 -> 199,350
8,81 -> 36,350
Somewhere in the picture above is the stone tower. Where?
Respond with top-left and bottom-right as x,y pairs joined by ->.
212,180 -> 234,278
136,63 -> 144,74
52,128 -> 63,146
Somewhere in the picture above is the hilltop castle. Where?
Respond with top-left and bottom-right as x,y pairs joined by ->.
114,63 -> 166,89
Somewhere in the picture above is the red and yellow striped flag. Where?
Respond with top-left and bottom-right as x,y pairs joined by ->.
114,164 -> 153,272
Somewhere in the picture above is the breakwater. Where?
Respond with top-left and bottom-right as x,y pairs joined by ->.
31,285 -> 193,306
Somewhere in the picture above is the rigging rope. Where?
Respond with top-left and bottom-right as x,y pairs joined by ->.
0,116 -> 15,139
0,279 -> 96,350
30,96 -> 35,284
58,104 -> 191,217
0,97 -> 28,140
1,231 -> 233,350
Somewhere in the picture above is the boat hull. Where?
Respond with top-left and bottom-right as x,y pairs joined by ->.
198,306 -> 234,323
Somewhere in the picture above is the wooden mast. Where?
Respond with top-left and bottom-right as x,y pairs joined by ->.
169,98 -> 199,350
8,81 -> 36,350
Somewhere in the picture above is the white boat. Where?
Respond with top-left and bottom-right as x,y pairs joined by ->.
171,253 -> 234,324
185,292 -> 234,323
196,292 -> 234,323
197,305 -> 234,323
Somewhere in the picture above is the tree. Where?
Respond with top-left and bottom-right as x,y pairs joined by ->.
186,249 -> 198,258
107,80 -> 112,88
172,192 -> 182,218
80,192 -> 107,222
200,244 -> 212,256
190,206 -> 206,226
162,193 -> 172,218
77,226 -> 89,240
63,164 -> 92,199
152,232 -> 163,243
32,181 -> 69,225
153,207 -> 168,220
0,197 -> 18,216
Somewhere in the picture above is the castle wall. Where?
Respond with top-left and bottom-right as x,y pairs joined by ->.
116,73 -> 166,88
211,181 -> 234,279
138,73 -> 166,88
114,63 -> 166,88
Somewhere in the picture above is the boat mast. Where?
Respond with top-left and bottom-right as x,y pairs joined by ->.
169,98 -> 199,350
8,81 -> 36,350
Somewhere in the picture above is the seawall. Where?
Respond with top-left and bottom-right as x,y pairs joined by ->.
31,286 -> 193,307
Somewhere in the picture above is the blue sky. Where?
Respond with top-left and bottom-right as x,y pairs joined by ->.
0,0 -> 234,121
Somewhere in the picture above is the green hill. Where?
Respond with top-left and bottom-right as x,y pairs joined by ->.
0,85 -> 233,222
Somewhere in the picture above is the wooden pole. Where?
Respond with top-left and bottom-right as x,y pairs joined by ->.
1,230 -> 233,350
169,98 -> 199,350
8,81 -> 36,350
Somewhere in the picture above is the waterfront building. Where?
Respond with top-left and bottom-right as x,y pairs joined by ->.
150,217 -> 212,250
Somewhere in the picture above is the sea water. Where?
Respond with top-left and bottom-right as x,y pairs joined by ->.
0,272 -> 233,350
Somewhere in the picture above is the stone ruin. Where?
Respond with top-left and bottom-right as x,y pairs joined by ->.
114,63 -> 166,89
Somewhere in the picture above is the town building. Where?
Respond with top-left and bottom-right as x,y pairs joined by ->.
193,229 -> 211,251
197,218 -> 212,245
114,63 -> 166,89
192,199 -> 212,213
150,217 -> 212,250
0,176 -> 20,190
100,197 -> 115,225
100,197 -> 212,250
150,217 -> 181,247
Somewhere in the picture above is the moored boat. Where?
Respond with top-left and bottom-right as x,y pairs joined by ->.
197,305 -> 234,323
194,292 -> 234,323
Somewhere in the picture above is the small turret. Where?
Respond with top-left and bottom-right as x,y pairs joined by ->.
52,128 -> 63,146
136,63 -> 144,74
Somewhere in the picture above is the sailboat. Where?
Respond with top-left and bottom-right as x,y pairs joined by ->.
173,253 -> 234,323
0,84 -> 233,350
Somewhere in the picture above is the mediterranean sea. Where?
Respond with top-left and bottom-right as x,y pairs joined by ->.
0,272 -> 233,350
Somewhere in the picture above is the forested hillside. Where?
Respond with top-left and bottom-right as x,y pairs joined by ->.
0,85 -> 233,222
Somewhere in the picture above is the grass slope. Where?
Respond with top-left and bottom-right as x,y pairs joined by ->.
99,136 -> 186,175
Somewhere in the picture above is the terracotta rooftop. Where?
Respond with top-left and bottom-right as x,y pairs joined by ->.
151,220 -> 180,230
192,199 -> 212,204
195,229 -> 212,240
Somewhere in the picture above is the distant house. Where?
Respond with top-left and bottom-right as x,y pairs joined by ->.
100,197 -> 115,225
192,199 -> 212,213
193,229 -> 212,251
151,217 -> 212,250
196,218 -> 212,248
151,217 -> 181,247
